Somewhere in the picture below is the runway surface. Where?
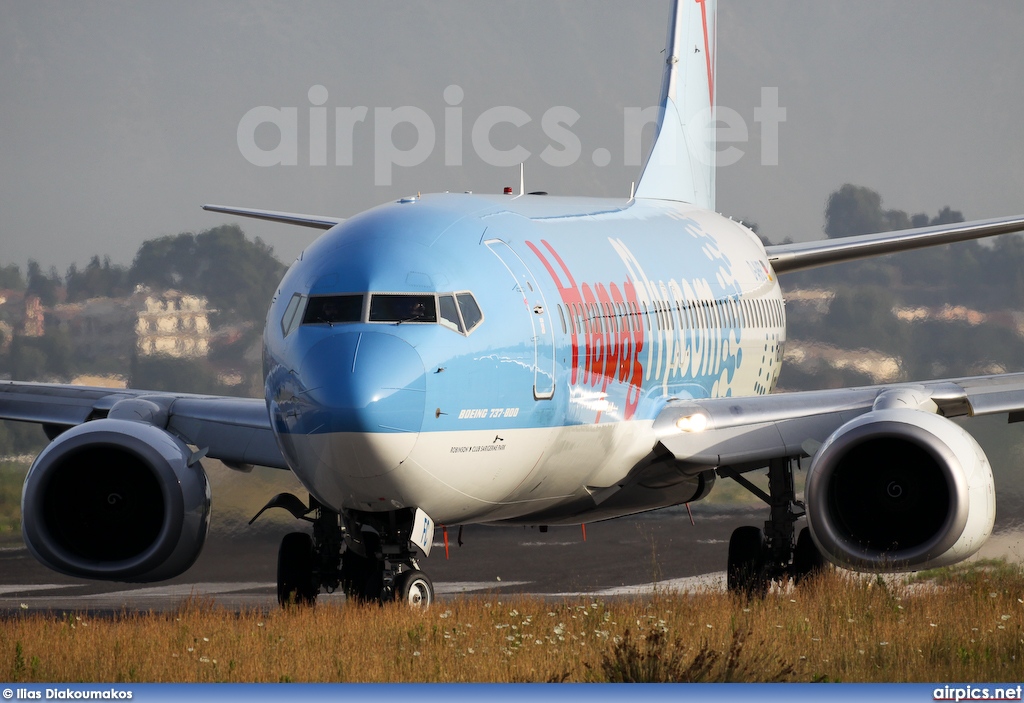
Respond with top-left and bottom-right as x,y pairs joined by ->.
0,505 -> 757,613
4,503 -> 1022,615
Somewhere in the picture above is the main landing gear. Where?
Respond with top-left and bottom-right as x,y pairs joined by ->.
719,458 -> 826,596
251,494 -> 434,607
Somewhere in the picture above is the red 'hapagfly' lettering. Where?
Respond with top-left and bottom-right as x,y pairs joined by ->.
526,240 -> 645,419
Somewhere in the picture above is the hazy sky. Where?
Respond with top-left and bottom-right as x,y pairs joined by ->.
2,1 -> 1023,272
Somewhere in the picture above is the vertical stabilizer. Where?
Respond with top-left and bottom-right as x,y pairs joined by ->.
634,0 -> 717,209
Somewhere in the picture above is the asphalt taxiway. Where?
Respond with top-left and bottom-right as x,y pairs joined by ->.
0,505 -> 758,613
4,505 -> 1021,614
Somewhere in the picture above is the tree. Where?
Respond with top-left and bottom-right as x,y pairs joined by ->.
130,225 -> 287,324
66,256 -> 130,302
801,185 -> 975,294
824,184 -> 887,239
7,329 -> 75,381
823,184 -> 950,240
931,206 -> 964,225
884,209 -> 911,232
8,337 -> 48,380
821,286 -> 906,355
0,419 -> 46,456
25,261 -> 62,307
0,264 -> 25,291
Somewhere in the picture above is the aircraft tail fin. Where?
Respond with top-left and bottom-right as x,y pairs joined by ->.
634,0 -> 717,209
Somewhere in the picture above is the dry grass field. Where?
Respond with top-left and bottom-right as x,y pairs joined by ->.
1,563 -> 1022,683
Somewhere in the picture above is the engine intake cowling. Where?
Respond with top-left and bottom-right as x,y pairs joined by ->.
21,419 -> 211,582
805,409 -> 995,572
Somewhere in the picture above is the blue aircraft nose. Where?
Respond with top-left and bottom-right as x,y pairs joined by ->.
299,331 -> 426,435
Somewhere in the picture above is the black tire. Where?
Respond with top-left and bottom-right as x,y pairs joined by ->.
277,532 -> 317,607
340,549 -> 376,601
792,527 -> 826,583
395,570 -> 434,607
342,532 -> 385,603
728,526 -> 767,597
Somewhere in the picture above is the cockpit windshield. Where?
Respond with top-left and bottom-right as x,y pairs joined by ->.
369,294 -> 437,323
285,290 -> 483,335
302,295 -> 363,325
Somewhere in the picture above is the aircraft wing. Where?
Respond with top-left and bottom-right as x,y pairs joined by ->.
653,372 -> 1024,469
202,204 -> 343,230
0,381 -> 287,470
766,215 -> 1024,274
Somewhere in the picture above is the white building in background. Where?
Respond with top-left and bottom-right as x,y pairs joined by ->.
134,288 -> 214,359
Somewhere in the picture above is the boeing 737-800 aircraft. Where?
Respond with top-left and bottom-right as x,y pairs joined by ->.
4,0 -> 1024,606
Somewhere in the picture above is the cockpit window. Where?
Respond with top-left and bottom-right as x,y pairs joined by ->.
280,293 -> 306,336
457,293 -> 483,332
438,294 -> 464,333
369,294 -> 437,323
302,294 -> 363,325
290,290 -> 482,334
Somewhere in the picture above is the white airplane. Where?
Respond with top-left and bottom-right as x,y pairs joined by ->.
3,0 -> 1024,606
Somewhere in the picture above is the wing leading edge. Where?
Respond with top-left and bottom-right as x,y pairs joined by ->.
653,372 -> 1024,470
0,381 -> 287,470
766,215 -> 1024,274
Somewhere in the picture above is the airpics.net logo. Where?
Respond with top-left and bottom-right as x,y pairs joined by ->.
236,84 -> 786,186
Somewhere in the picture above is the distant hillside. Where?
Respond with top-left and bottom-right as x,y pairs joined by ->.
0,225 -> 287,406
773,184 -> 1024,390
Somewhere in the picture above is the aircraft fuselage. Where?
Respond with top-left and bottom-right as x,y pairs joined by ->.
263,192 -> 785,526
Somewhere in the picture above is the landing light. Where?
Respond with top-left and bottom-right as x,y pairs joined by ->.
676,413 -> 709,433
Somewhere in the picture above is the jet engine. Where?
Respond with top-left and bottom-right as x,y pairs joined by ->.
21,418 -> 211,582
805,408 -> 995,572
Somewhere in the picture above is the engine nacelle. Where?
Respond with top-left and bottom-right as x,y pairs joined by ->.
21,419 -> 211,582
805,409 -> 995,572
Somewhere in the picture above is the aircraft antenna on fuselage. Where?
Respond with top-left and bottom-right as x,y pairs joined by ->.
634,0 -> 717,209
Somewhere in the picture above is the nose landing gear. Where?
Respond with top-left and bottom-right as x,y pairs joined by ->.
395,570 -> 434,607
252,493 -> 435,607
336,522 -> 434,605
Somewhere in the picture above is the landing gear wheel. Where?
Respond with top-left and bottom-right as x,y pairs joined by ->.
340,549 -> 379,602
278,532 -> 317,606
728,526 -> 767,597
395,570 -> 434,607
792,527 -> 826,583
